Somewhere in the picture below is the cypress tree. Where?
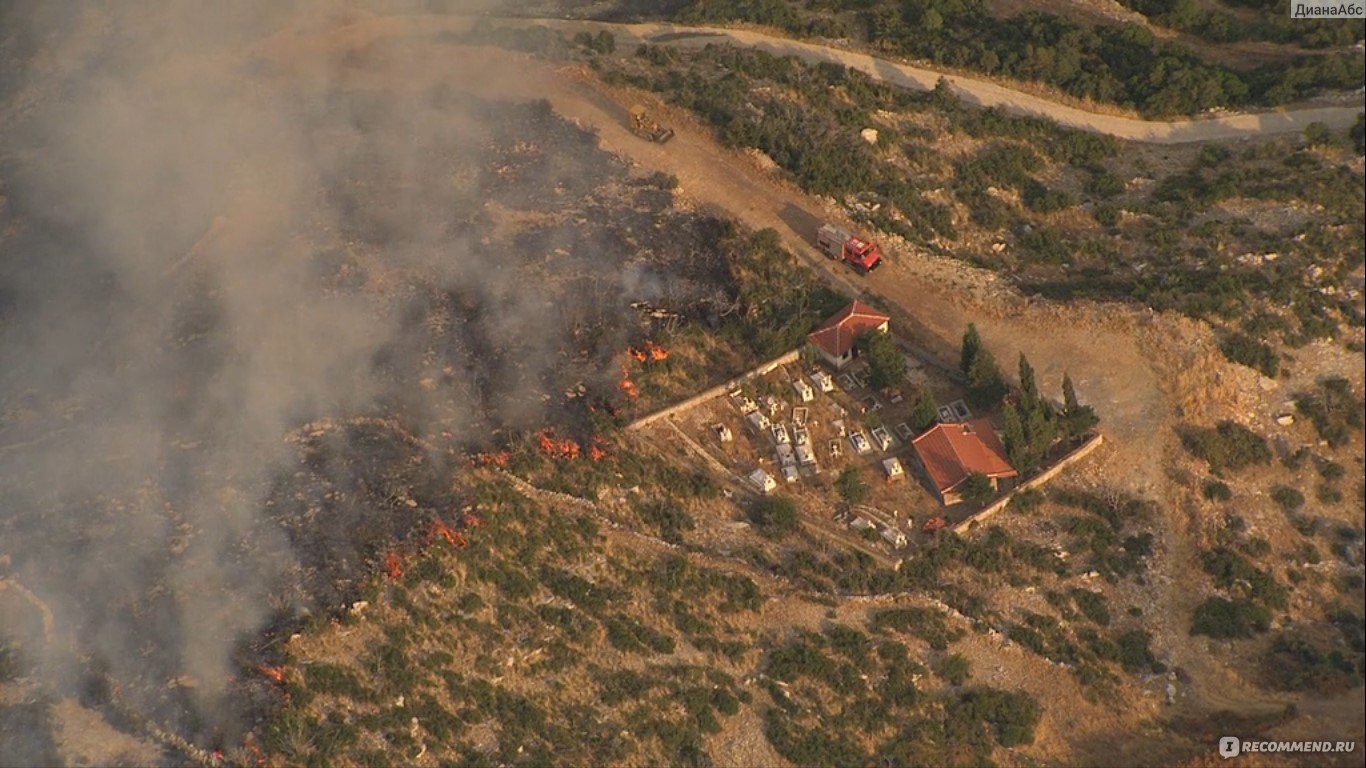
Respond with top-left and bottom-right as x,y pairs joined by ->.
1019,353 -> 1038,404
1060,372 -> 1098,438
961,323 -> 982,375
966,350 -> 1007,410
1002,401 -> 1027,470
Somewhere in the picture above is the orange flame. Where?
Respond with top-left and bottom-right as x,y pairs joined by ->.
619,366 -> 640,398
476,451 -> 510,467
430,520 -> 469,549
628,340 -> 669,364
257,664 -> 287,685
590,438 -> 608,461
385,551 -> 404,580
538,430 -> 581,459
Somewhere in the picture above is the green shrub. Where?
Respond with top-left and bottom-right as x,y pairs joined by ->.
1115,629 -> 1163,673
1191,597 -> 1271,638
870,607 -> 963,650
748,495 -> 801,538
1180,421 -> 1272,473
1010,487 -> 1045,513
1294,377 -> 1363,447
950,688 -> 1041,747
1201,547 -> 1287,608
1202,478 -> 1232,502
836,466 -> 870,506
935,653 -> 972,686
1270,485 -> 1305,513
1317,458 -> 1346,482
1219,332 -> 1279,377
1263,632 -> 1360,693
1316,485 -> 1343,505
636,498 -> 696,543
1070,588 -> 1111,626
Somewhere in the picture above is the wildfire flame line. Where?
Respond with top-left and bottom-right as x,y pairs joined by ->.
429,520 -> 468,549
474,451 -> 510,467
619,365 -> 639,399
628,340 -> 669,363
384,551 -> 404,580
257,665 -> 287,685
538,429 -> 581,460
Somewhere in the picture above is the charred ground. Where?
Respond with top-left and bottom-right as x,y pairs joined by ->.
0,54 -> 801,760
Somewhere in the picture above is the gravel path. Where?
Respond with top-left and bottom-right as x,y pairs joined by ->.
479,17 -> 1365,143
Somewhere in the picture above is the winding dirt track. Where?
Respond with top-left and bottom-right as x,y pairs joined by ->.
484,17 -> 1365,143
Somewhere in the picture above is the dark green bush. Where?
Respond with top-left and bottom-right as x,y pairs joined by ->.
1191,597 -> 1271,638
1263,632 -> 1361,693
1219,332 -> 1279,377
1270,485 -> 1305,513
935,653 -> 972,686
1180,421 -> 1272,473
748,495 -> 801,538
1202,478 -> 1232,502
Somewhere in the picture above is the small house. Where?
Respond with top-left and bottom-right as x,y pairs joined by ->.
909,418 -> 1018,505
806,301 -> 891,370
749,469 -> 777,494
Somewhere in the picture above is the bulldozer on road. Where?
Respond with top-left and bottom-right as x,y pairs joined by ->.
628,104 -> 675,144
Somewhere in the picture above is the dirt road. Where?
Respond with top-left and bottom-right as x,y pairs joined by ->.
474,17 -> 1365,143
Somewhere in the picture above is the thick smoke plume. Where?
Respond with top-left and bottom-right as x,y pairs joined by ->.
0,1 -> 721,759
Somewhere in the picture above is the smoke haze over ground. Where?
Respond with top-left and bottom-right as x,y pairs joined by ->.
0,1 -> 729,759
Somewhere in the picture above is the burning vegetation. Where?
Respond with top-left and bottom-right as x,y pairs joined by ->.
0,40 -> 744,764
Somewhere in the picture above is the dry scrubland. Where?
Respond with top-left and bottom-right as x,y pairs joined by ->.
0,4 -> 1363,768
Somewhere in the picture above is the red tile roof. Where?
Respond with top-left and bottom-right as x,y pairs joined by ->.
807,301 -> 890,359
911,418 -> 1018,495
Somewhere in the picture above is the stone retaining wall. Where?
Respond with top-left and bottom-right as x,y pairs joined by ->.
625,348 -> 801,431
952,432 -> 1105,534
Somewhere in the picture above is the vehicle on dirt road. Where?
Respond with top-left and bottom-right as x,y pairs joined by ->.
817,223 -> 882,272
628,104 -> 675,143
